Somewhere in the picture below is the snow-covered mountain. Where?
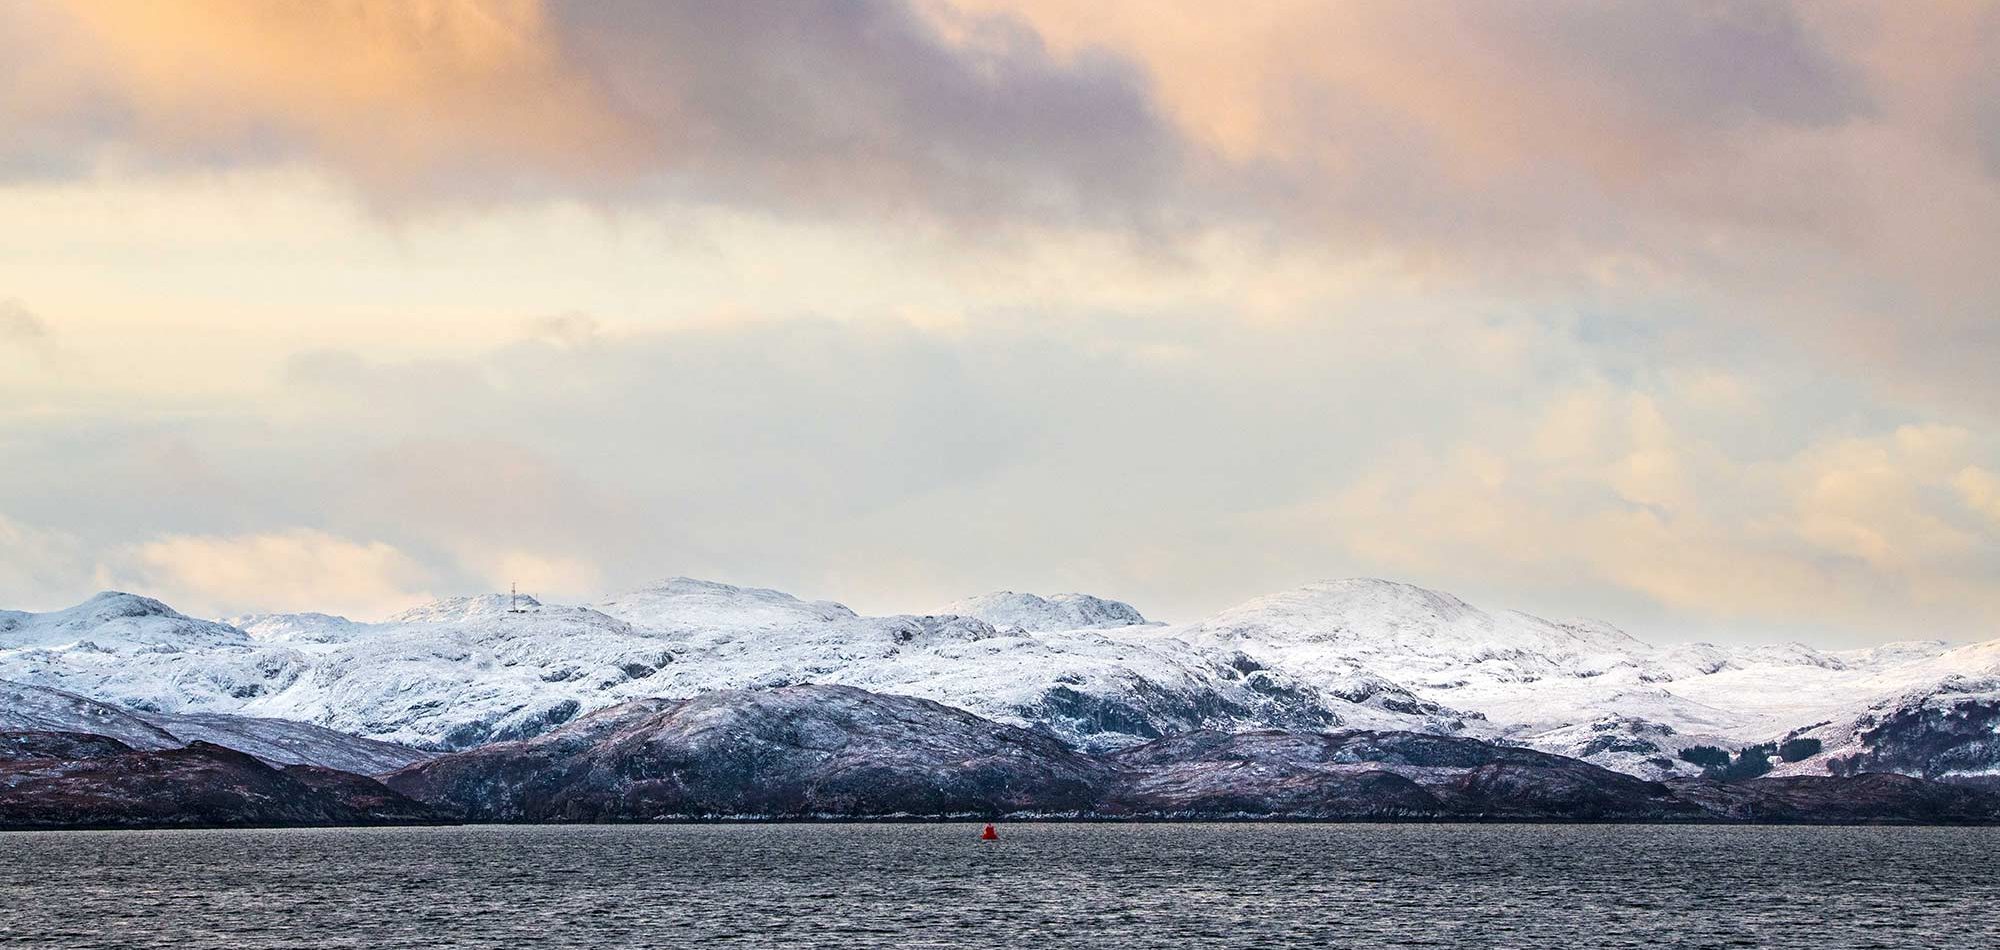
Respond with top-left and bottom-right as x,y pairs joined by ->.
0,592 -> 313,713
5,576 -> 1998,781
236,578 -> 1415,752
225,611 -> 375,651
938,591 -> 1150,632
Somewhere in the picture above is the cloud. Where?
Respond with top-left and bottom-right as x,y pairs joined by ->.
9,0 -> 1997,417
0,300 -> 48,344
1,0 -> 1178,229
4,2 -> 2000,640
1275,393 -> 2000,640
951,1 -> 2000,415
1957,466 -> 2000,527
523,312 -> 603,349
4,301 -> 2000,638
335,438 -> 628,603
3,1 -> 637,201
0,513 -> 89,610
101,529 -> 436,620
0,298 -> 65,404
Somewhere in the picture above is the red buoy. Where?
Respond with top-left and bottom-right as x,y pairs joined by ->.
980,823 -> 999,840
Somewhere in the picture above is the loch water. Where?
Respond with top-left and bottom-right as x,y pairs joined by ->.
1,823 -> 1994,948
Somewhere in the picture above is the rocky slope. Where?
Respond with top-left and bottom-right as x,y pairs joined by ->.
2,683 -> 1995,827
0,681 -> 428,774
134,709 -> 431,774
0,732 -> 438,829
381,684 -> 2000,824
386,684 -> 1111,820
0,679 -> 184,750
1103,729 -> 1704,820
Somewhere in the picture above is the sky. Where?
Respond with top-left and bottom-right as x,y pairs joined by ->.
2,1 -> 1998,646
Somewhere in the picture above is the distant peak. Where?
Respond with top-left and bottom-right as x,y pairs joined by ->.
593,576 -> 856,629
940,590 -> 1148,631
65,591 -> 183,620
1228,578 -> 1477,617
631,577 -> 751,595
226,611 -> 355,625
1194,577 -> 1496,645
609,577 -> 815,603
84,589 -> 168,607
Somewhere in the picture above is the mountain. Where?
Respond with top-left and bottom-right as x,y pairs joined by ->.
1103,727 -> 1708,820
381,684 -> 2000,824
0,592 -> 312,714
0,681 -> 428,774
592,577 -> 858,632
385,684 -> 1110,820
1774,674 -> 2000,780
938,591 -> 1150,631
0,679 -> 184,750
0,591 -> 252,650
3,682 -> 1996,827
0,733 -> 438,830
8,576 -> 2000,783
0,581 -> 1440,754
134,710 -> 431,775
225,611 -> 375,651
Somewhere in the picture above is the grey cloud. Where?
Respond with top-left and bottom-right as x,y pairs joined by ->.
1493,1 -> 1869,129
550,0 -> 1182,230
0,0 -> 1183,233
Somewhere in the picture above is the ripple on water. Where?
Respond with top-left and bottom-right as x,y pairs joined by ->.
0,824 -> 1996,949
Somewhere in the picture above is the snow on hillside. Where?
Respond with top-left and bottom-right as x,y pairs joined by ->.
1186,579 -> 1658,687
136,709 -> 430,774
1766,671 -> 2000,779
0,680 -> 428,773
0,680 -> 183,750
0,580 -> 1467,754
0,592 -> 252,650
1170,578 -> 2000,777
0,593 -> 311,714
6,576 -> 2000,779
939,591 -> 1150,632
593,577 -> 856,632
225,611 -> 375,651
224,586 -> 1449,752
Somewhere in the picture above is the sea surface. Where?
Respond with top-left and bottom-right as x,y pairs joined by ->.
1,823 -> 1994,948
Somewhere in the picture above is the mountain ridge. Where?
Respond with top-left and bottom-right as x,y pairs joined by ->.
4,577 -> 1997,782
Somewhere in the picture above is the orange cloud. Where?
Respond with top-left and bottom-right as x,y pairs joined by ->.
40,0 -> 639,202
103,528 -> 436,620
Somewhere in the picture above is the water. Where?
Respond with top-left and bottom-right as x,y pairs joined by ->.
1,823 -> 1994,948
